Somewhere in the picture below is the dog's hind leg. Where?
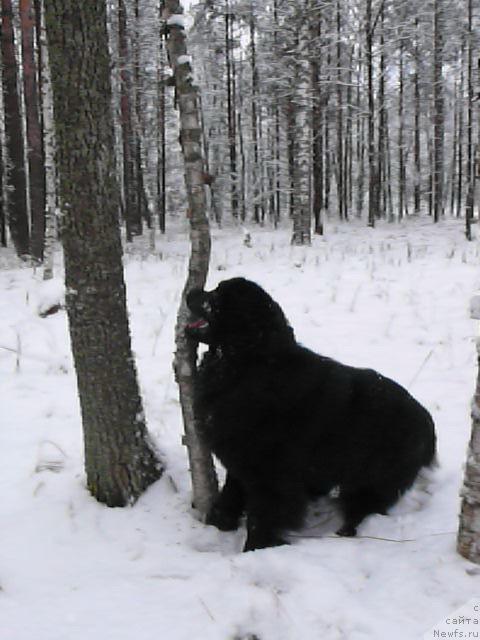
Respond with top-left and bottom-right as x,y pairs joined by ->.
206,472 -> 245,531
243,480 -> 307,551
336,487 -> 396,537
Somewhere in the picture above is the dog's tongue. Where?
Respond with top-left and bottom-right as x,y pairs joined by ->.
187,319 -> 208,330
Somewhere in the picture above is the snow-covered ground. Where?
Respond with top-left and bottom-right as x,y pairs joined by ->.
1,218 -> 479,640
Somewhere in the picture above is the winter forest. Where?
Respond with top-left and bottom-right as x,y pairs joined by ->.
1,0 -> 480,638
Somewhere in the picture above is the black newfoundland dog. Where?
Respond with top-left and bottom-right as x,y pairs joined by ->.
186,277 -> 436,552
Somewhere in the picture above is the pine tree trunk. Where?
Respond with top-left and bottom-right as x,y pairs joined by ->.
20,0 -> 46,262
0,132 -> 4,246
465,0 -> 473,240
377,8 -> 386,221
456,51 -> 464,219
225,2 -> 238,219
163,0 -> 218,517
119,0 -> 142,239
249,5 -> 260,225
44,0 -> 162,506
398,37 -> 405,220
157,28 -> 167,233
311,13 -> 324,236
366,0 -> 376,227
335,0 -> 344,221
432,0 -> 444,222
356,49 -> 365,218
273,0 -> 281,226
1,0 -> 30,257
414,17 -> 421,215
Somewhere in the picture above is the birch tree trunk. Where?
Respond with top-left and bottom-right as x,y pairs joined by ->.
163,0 -> 218,517
291,0 -> 312,246
1,0 -> 30,257
44,0 -> 162,506
458,294 -> 480,563
34,0 -> 56,281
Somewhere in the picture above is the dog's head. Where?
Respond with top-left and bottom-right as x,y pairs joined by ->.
186,277 -> 294,354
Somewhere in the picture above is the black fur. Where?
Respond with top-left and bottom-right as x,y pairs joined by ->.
186,277 -> 436,552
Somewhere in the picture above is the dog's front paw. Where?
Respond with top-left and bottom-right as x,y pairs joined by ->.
336,524 -> 358,537
206,505 -> 241,531
243,534 -> 288,552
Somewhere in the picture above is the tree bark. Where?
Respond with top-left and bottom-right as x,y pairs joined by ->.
225,1 -> 238,219
291,0 -> 312,246
458,295 -> 480,563
335,0 -> 345,221
1,0 -> 30,257
413,17 -> 421,215
465,0 -> 474,239
118,0 -> 142,240
44,0 -> 162,506
20,0 -> 46,262
366,0 -> 376,227
34,0 -> 56,280
432,0 -> 444,222
163,0 -> 218,517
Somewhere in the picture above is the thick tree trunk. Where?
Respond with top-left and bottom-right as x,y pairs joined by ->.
163,0 -> 218,518
1,0 -> 30,257
44,0 -> 162,506
20,0 -> 46,262
458,295 -> 480,563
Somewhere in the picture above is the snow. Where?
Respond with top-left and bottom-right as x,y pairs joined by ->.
177,55 -> 192,66
470,293 -> 480,320
167,14 -> 186,29
1,218 -> 479,640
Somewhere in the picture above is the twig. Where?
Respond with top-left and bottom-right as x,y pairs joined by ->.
290,531 -> 456,543
199,597 -> 216,622
408,348 -> 434,388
